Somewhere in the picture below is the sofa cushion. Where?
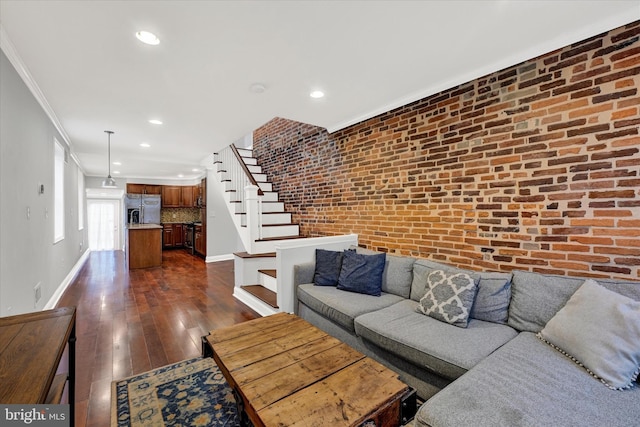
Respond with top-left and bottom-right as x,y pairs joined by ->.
508,270 -> 585,333
297,283 -> 403,333
354,247 -> 416,298
416,332 -> 640,427
313,248 -> 344,286
416,270 -> 478,328
508,270 -> 640,333
354,299 -> 518,380
538,279 -> 640,390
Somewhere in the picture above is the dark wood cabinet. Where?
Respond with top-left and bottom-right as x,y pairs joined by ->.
145,185 -> 162,194
163,185 -> 198,208
127,183 -> 162,194
181,185 -> 195,207
162,186 -> 182,207
200,178 -> 207,207
163,224 -> 174,248
194,224 -> 205,256
163,223 -> 185,249
174,223 -> 184,246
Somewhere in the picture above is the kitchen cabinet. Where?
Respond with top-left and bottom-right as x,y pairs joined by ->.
127,184 -> 162,194
162,186 -> 182,207
174,223 -> 184,246
163,223 -> 184,248
128,225 -> 162,268
181,185 -> 195,207
163,224 -> 174,248
199,178 -> 207,207
194,224 -> 206,256
163,185 -> 197,208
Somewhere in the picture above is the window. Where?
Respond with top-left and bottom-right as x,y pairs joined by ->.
54,138 -> 65,243
78,171 -> 84,230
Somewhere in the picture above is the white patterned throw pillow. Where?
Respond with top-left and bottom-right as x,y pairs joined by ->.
416,270 -> 479,328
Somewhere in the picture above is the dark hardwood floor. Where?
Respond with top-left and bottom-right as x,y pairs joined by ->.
56,249 -> 260,427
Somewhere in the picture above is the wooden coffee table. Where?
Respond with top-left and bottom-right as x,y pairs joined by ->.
203,313 -> 415,427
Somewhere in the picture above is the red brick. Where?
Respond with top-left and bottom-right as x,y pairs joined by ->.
253,22 -> 640,282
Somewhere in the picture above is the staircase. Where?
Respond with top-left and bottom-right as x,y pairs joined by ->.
213,144 -> 302,315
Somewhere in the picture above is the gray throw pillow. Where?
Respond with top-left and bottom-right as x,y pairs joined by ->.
416,270 -> 479,328
337,250 -> 386,296
537,279 -> 640,390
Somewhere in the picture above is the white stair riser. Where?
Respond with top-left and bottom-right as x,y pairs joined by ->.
237,148 -> 252,157
261,213 -> 292,224
242,157 -> 257,165
261,192 -> 279,202
253,173 -> 267,182
261,202 -> 285,212
258,182 -> 273,192
261,225 -> 300,238
247,165 -> 262,173
239,213 -> 292,226
259,273 -> 277,293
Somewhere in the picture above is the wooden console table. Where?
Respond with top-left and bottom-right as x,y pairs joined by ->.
0,306 -> 76,426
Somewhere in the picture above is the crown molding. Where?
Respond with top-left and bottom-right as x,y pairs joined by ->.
0,24 -> 73,151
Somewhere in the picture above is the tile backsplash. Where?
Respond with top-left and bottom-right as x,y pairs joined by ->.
161,208 -> 201,223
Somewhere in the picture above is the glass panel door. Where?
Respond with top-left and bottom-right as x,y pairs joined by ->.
87,199 -> 120,251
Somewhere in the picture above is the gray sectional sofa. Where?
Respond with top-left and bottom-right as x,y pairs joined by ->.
293,247 -> 640,427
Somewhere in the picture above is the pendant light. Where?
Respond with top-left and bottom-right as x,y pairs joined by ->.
101,130 -> 117,188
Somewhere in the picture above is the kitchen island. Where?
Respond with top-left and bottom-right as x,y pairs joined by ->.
127,224 -> 162,269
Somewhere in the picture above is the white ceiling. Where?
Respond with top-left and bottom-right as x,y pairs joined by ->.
1,1 -> 638,181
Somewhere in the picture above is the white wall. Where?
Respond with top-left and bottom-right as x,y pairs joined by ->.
205,167 -> 245,261
0,49 -> 89,316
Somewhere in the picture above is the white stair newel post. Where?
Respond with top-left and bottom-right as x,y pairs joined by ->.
245,185 -> 261,253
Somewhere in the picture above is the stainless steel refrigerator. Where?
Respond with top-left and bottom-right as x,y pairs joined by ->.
125,194 -> 161,224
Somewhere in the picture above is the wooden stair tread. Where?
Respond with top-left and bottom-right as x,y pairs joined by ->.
234,251 -> 276,258
241,285 -> 278,308
256,235 -> 306,242
258,269 -> 277,278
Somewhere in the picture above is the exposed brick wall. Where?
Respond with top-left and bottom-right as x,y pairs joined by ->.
253,21 -> 640,280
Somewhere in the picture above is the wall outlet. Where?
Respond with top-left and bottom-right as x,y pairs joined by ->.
34,282 -> 42,308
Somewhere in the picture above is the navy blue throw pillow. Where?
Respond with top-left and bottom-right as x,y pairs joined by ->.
337,250 -> 386,296
313,249 -> 344,286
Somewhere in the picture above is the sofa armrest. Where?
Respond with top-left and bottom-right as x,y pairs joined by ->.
294,262 -> 316,286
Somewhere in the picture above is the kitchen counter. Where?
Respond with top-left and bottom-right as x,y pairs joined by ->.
128,223 -> 163,229
127,224 -> 162,269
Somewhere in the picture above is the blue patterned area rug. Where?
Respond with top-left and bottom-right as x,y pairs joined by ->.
111,357 -> 240,426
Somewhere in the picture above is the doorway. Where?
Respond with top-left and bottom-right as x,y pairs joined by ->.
87,199 -> 121,251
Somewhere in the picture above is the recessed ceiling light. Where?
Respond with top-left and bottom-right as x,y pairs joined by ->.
250,83 -> 266,94
310,90 -> 325,99
192,168 -> 200,172
113,161 -> 121,166
113,171 -> 120,174
140,143 -> 151,148
178,174 -> 184,178
136,31 -> 160,45
148,119 -> 163,125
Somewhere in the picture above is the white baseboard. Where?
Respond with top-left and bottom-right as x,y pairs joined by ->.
233,287 -> 278,317
44,249 -> 91,310
206,253 -> 234,263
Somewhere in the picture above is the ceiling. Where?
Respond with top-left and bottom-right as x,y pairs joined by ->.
1,1 -> 638,182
